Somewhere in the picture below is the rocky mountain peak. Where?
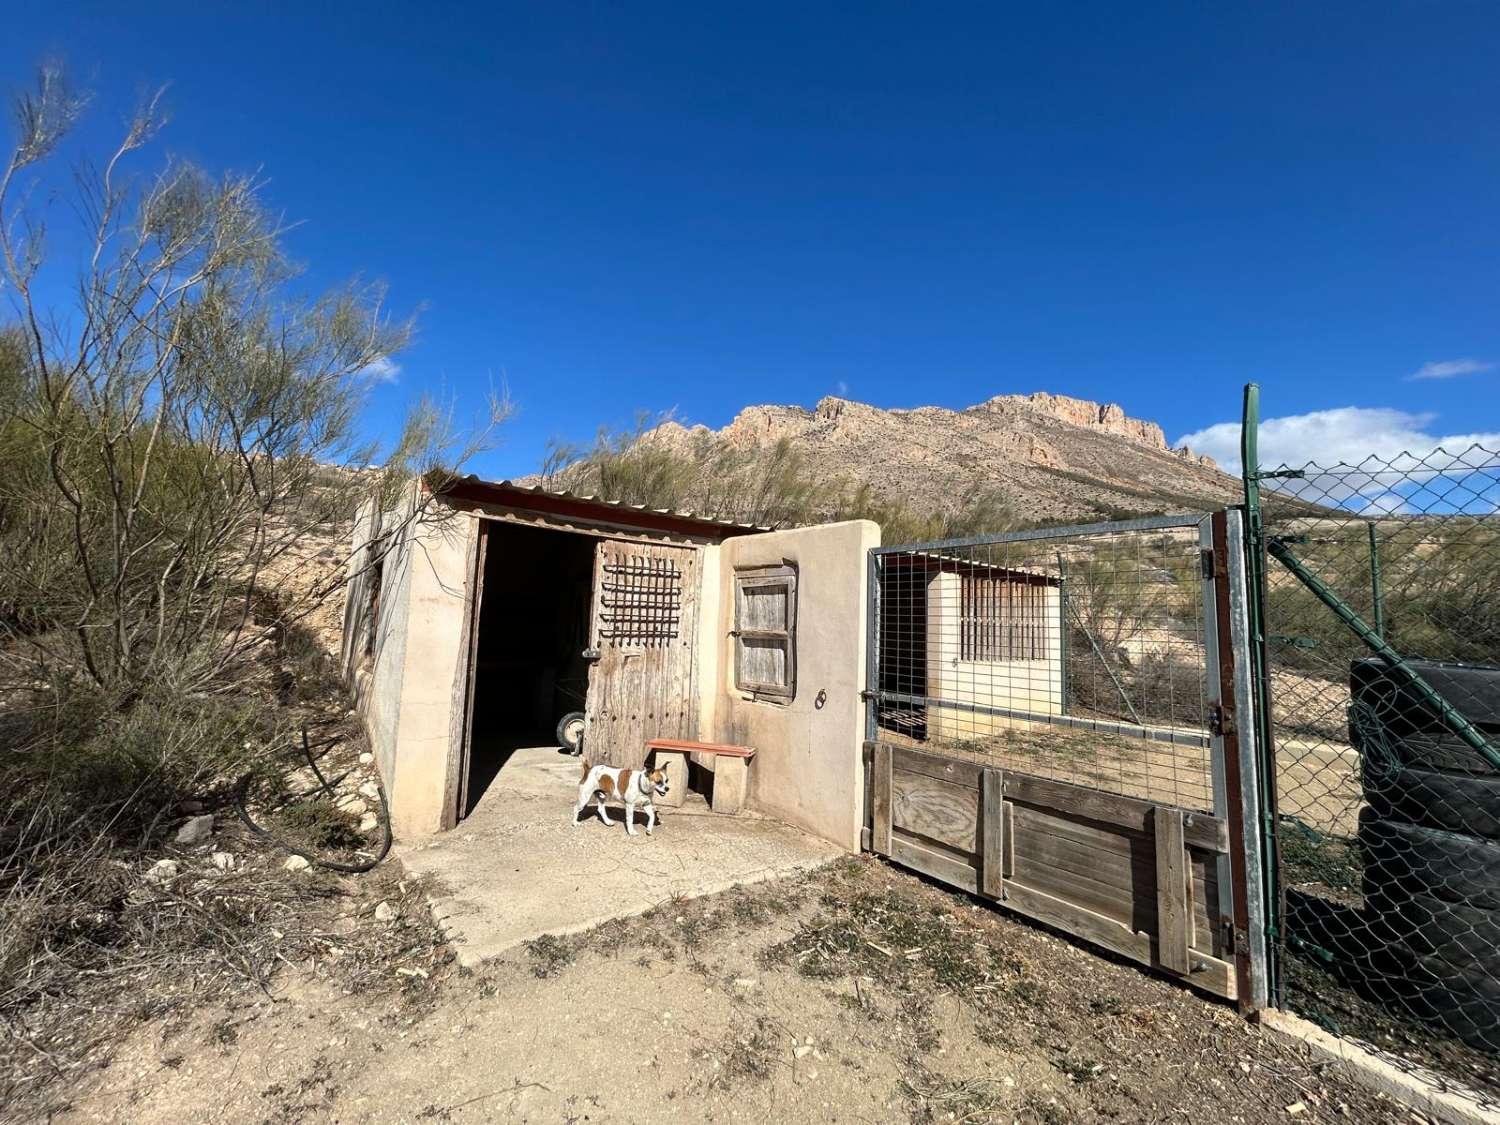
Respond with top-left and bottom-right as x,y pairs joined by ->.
632,391 -> 1233,523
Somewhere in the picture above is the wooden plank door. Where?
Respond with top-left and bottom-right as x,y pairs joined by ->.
451,520 -> 490,827
864,740 -> 1239,1001
582,541 -> 701,768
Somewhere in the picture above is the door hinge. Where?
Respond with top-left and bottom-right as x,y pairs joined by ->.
1208,701 -> 1236,736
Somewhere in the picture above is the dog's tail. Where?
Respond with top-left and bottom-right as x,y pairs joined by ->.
578,759 -> 591,784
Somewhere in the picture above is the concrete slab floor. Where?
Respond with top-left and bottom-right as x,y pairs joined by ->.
395,746 -> 846,966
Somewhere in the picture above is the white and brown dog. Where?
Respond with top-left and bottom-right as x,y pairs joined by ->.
572,762 -> 670,835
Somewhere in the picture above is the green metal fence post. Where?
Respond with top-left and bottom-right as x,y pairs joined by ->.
1268,538 -> 1500,770
1367,522 -> 1384,640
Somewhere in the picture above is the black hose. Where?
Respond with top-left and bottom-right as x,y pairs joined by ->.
231,731 -> 392,873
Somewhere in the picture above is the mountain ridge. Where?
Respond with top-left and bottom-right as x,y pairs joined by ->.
641,391 -> 1240,524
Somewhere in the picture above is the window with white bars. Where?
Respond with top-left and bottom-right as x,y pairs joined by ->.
959,574 -> 1048,662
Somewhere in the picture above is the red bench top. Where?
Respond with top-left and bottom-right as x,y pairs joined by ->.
647,738 -> 755,759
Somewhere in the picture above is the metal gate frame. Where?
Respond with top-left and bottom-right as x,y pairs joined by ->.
863,511 -> 1269,1009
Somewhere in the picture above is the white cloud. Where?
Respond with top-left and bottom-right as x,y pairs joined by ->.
1176,406 -> 1500,510
1408,358 -> 1494,381
1357,490 -> 1414,517
357,356 -> 401,383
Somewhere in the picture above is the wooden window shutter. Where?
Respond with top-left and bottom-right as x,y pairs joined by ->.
733,565 -> 797,702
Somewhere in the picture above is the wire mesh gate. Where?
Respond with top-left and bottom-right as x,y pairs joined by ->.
1242,383 -> 1500,1094
862,512 -> 1268,1007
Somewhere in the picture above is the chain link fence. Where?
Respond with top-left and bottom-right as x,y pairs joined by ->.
873,516 -> 1216,813
1246,406 -> 1500,1093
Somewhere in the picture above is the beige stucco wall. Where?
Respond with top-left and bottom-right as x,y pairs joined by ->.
345,489 -> 476,838
707,519 -> 880,852
344,497 -> 412,787
924,571 -> 1062,739
383,512 -> 476,838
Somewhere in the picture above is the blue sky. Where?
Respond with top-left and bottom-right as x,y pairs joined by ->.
4,2 -> 1499,480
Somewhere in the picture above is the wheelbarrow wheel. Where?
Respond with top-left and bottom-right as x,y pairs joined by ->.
557,711 -> 586,755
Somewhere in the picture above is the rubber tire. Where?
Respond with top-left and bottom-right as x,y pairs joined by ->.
556,711 -> 586,754
1363,764 -> 1500,840
1388,941 -> 1500,1053
1358,811 -> 1500,909
1384,731 -> 1499,776
1351,657 -> 1500,733
1365,889 -> 1500,965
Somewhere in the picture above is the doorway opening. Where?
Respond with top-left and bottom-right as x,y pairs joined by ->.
463,522 -> 596,816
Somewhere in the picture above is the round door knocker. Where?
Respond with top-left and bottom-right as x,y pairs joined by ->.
814,689 -> 827,710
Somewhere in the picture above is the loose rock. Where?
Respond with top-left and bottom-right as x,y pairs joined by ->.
145,859 -> 180,884
358,752 -> 374,766
374,901 -> 396,922
174,814 -> 214,845
358,812 -> 379,833
211,852 -> 236,871
283,855 -> 311,873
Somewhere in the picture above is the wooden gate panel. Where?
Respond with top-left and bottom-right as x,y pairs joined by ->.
865,740 -> 1237,1000
584,542 -> 700,768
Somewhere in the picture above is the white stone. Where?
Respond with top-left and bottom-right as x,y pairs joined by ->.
211,852 -> 235,871
283,855 -> 311,873
337,796 -> 368,815
358,812 -> 379,833
358,781 -> 379,801
174,814 -> 214,845
358,753 -> 374,766
145,859 -> 179,884
794,1045 -> 814,1059
374,901 -> 396,922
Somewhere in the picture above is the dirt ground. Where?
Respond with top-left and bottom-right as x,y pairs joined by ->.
40,856 -> 1426,1125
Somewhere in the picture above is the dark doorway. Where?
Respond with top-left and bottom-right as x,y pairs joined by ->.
463,522 -> 596,815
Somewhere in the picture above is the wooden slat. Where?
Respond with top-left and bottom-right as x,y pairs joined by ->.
1004,772 -> 1228,854
872,742 -> 893,856
1002,883 -> 1236,1000
1002,799 -> 1015,880
890,745 -> 983,790
981,768 -> 1005,900
1155,807 -> 1190,975
890,834 -> 978,893
862,743 -> 874,844
1003,881 -> 1152,964
1006,807 -> 1219,949
892,768 -> 979,853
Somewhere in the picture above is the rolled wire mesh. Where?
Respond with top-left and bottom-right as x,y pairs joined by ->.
1258,443 -> 1500,1088
874,520 -> 1214,813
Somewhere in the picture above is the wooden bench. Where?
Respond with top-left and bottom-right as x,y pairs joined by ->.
647,739 -> 756,814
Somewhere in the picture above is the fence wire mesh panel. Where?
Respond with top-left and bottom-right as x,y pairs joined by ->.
873,516 -> 1216,813
865,513 -> 1263,1001
1246,401 -> 1500,1094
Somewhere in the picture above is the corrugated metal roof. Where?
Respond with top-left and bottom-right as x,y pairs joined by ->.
449,476 -> 772,534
